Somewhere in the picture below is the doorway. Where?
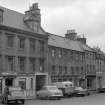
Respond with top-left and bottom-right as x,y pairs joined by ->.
36,75 -> 47,91
5,78 -> 13,87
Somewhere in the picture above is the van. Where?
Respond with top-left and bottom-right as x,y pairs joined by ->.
53,81 -> 74,96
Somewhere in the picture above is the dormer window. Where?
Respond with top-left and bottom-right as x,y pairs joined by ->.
0,9 -> 3,23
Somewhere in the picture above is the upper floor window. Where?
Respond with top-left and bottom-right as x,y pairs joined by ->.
71,67 -> 74,74
64,50 -> 68,57
7,35 -> 14,48
39,40 -> 44,52
7,56 -> 14,72
52,65 -> 55,74
29,58 -> 35,72
59,66 -> 62,74
18,37 -> 25,49
30,39 -> 35,52
51,49 -> 55,57
0,9 -> 3,23
18,57 -> 25,72
39,58 -> 44,72
58,49 -> 62,58
64,66 -> 67,74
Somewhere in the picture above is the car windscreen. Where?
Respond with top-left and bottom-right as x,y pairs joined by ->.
48,86 -> 58,90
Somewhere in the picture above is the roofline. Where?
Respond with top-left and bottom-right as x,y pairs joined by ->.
49,45 -> 85,53
47,32 -> 66,39
0,24 -> 48,39
0,5 -> 24,15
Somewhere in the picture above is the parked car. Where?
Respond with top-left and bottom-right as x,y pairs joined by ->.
36,85 -> 63,99
1,86 -> 25,104
53,81 -> 75,96
97,85 -> 105,93
74,87 -> 90,96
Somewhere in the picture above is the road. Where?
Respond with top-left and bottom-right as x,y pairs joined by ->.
0,93 -> 105,105
24,93 -> 105,105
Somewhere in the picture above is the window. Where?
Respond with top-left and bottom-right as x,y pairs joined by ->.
0,79 -> 2,94
58,49 -> 62,58
64,66 -> 67,74
52,49 -> 55,57
29,58 -> 35,72
39,40 -> 44,52
30,39 -> 35,52
30,22 -> 38,32
0,9 -> 3,23
59,66 -> 62,74
7,56 -> 14,72
7,36 -> 14,48
18,79 -> 26,89
52,65 -> 55,74
71,67 -> 74,74
39,58 -> 44,72
81,66 -> 83,74
76,67 -> 79,74
18,37 -> 25,49
18,57 -> 25,72
30,78 -> 33,89
64,50 -> 68,57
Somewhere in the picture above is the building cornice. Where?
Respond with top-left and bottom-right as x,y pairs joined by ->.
0,24 -> 48,40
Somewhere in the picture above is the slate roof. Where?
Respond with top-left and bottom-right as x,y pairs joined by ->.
48,33 -> 94,52
0,6 -> 46,35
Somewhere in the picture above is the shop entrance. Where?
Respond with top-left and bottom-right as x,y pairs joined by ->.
5,77 -> 13,87
36,74 -> 47,91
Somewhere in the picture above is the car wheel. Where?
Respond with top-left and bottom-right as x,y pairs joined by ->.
21,100 -> 25,104
81,94 -> 85,97
57,97 -> 61,100
87,93 -> 90,96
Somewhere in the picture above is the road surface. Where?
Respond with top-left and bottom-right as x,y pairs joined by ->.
25,93 -> 105,105
1,93 -> 105,105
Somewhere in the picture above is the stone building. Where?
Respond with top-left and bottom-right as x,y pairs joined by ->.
0,3 -> 48,98
94,48 -> 105,90
48,29 -> 99,90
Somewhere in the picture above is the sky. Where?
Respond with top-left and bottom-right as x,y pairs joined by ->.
0,0 -> 105,51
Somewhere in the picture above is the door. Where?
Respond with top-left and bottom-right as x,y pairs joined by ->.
36,75 -> 47,91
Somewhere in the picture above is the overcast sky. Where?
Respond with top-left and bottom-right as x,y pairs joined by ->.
0,0 -> 105,51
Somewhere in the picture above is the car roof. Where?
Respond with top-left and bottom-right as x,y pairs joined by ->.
44,85 -> 57,88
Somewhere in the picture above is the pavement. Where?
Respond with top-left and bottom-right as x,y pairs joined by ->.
24,92 -> 105,105
0,92 -> 105,105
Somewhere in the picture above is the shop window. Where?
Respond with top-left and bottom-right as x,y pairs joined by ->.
18,79 -> 26,89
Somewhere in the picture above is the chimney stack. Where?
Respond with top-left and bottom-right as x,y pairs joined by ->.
24,3 -> 41,32
65,29 -> 77,40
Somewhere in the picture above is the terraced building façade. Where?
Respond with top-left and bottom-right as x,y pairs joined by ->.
48,30 -> 105,90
